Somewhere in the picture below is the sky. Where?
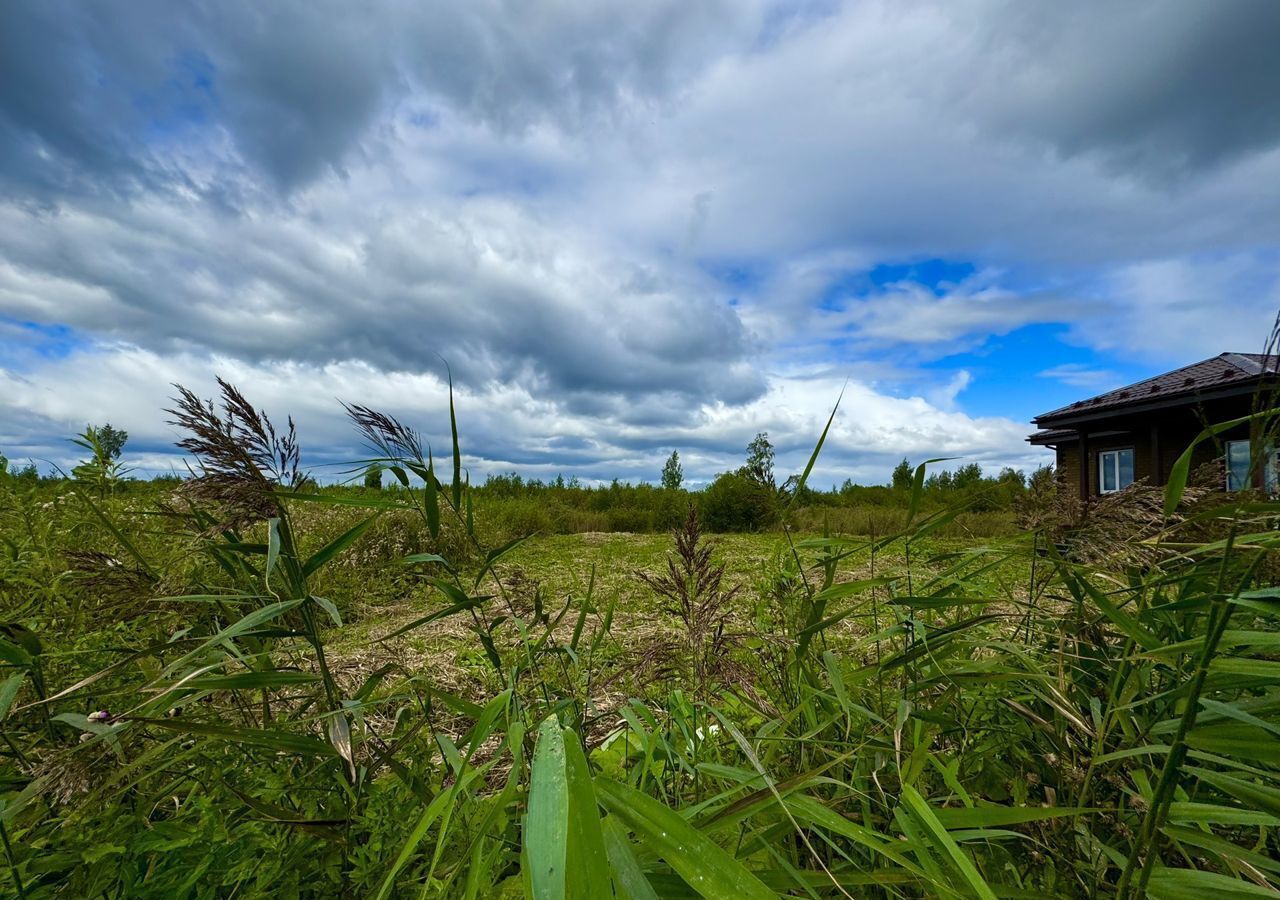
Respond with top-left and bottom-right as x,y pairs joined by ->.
2,0 -> 1279,486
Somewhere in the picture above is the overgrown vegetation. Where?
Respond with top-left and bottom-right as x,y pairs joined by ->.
1,380 -> 1278,898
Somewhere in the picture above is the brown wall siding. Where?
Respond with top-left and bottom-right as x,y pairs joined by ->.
1045,395 -> 1263,499
1056,444 -> 1079,491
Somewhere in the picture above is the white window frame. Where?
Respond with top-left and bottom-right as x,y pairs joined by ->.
1098,447 -> 1135,494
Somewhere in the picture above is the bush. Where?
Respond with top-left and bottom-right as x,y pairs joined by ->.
698,471 -> 779,532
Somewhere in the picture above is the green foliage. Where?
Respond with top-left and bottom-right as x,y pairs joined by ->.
891,457 -> 913,491
660,450 -> 683,490
363,463 -> 384,490
70,423 -> 130,496
742,431 -> 776,489
698,470 -> 780,532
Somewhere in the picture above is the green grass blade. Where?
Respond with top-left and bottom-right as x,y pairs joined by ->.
135,718 -> 337,757
374,769 -> 482,900
301,514 -> 377,578
563,728 -> 611,899
785,387 -> 843,512
1146,866 -> 1280,899
595,778 -> 775,900
266,517 -> 282,581
602,817 -> 659,900
447,365 -> 462,509
899,785 -> 997,900
931,806 -> 1097,828
161,598 -> 305,677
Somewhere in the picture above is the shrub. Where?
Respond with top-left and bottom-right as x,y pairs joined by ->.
698,471 -> 779,532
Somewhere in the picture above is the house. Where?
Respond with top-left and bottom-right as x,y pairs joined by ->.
1029,352 -> 1279,501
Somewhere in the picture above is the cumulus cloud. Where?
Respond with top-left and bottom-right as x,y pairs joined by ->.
0,345 -> 1040,484
0,195 -> 763,407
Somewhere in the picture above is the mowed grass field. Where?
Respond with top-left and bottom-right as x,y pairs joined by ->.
315,524 -> 1039,736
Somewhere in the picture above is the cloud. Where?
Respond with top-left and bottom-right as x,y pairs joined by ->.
820,275 -> 1072,348
0,1 -> 763,199
1038,364 -> 1121,390
0,344 -> 1043,485
973,0 -> 1280,179
0,194 -> 764,409
1072,255 -> 1280,361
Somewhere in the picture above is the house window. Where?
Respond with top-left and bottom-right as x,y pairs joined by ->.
1098,448 -> 1134,494
1226,440 -> 1279,493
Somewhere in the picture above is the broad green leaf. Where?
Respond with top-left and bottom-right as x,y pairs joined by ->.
602,816 -> 659,900
183,671 -> 319,690
1167,801 -> 1280,827
311,594 -> 343,628
595,778 -> 775,900
266,517 -> 282,580
1210,657 -> 1280,680
563,727 -> 611,900
480,532 -> 534,575
402,552 -> 454,572
374,766 -> 484,900
930,805 -> 1097,829
1147,866 -> 1280,899
1161,825 -> 1280,876
302,514 -> 377,578
0,673 -> 24,721
527,716 -> 570,900
1186,723 -> 1280,765
898,785 -> 997,900
425,449 -> 440,539
1188,767 -> 1280,819
1197,698 -> 1280,740
1164,409 -> 1278,514
0,637 -> 31,668
161,598 -> 304,676
784,795 -> 923,875
378,590 -> 489,641
137,717 -> 336,757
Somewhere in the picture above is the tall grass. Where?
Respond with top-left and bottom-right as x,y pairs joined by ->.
0,379 -> 1277,898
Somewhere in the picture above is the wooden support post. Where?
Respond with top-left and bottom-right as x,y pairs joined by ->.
1079,432 -> 1089,502
1150,422 -> 1162,486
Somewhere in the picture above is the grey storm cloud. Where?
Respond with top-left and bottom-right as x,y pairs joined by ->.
0,198 -> 765,406
7,1 -> 1279,201
978,0 -> 1280,179
0,0 -> 756,197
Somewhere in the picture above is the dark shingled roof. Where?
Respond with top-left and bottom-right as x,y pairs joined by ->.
1028,427 -> 1077,446
1034,352 -> 1278,425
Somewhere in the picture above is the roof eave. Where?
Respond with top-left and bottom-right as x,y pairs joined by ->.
1033,379 -> 1272,428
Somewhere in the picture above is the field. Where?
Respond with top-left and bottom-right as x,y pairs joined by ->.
2,387 -> 1280,899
